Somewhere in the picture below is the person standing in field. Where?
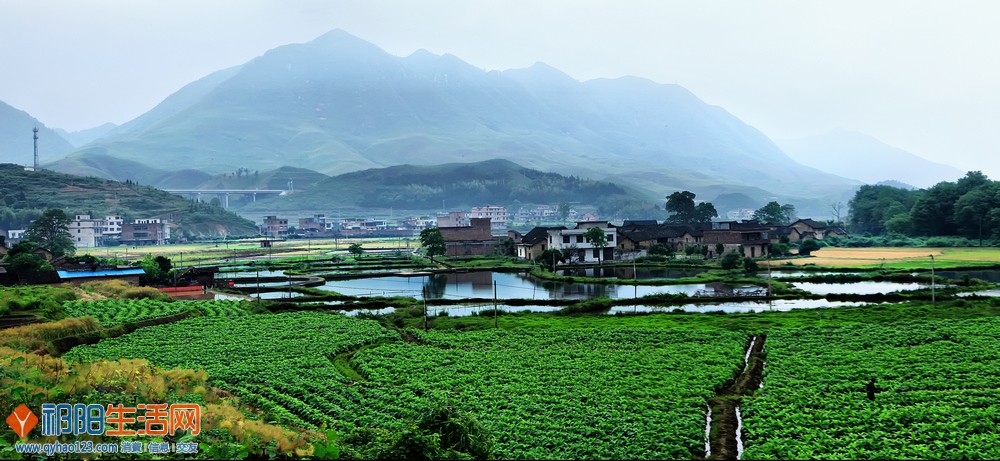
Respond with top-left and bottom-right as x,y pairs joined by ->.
865,377 -> 882,400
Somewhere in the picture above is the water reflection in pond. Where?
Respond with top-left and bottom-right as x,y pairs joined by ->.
254,291 -> 305,300
935,270 -> 1000,283
558,267 -> 704,280
791,281 -> 925,295
758,271 -> 860,278
336,299 -> 882,318
218,270 -> 287,278
317,272 -> 750,300
609,300 -> 877,314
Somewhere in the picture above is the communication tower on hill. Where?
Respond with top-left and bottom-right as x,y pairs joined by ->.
33,127 -> 39,170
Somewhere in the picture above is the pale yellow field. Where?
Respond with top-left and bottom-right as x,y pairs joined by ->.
769,247 -> 1000,269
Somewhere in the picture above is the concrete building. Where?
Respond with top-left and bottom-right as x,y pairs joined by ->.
515,226 -> 565,260
470,205 -> 509,231
121,219 -> 171,246
104,216 -> 123,239
546,221 -> 617,263
69,215 -> 105,248
437,211 -> 470,228
298,214 -> 327,233
439,218 -> 497,256
261,216 -> 289,237
1,229 -> 26,249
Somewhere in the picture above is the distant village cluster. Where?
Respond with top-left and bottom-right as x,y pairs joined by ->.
257,204 -> 845,264
0,201 -> 844,268
1,214 -> 170,249
260,204 -> 599,238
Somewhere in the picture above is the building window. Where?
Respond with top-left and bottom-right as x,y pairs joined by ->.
576,235 -> 583,243
563,236 -> 570,244
607,234 -> 614,241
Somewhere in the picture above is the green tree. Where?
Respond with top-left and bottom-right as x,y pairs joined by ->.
348,243 -> 365,257
771,242 -> 790,256
420,228 -> 447,262
752,201 -> 795,225
535,248 -> 566,272
24,209 -> 74,256
494,238 -> 516,257
139,254 -> 173,284
4,241 -> 53,274
848,184 -> 919,235
799,239 -> 822,256
583,227 -> 609,265
953,181 -> 1000,244
909,181 -> 959,236
743,256 -> 759,273
720,251 -> 743,270
647,243 -> 674,257
558,202 -> 571,221
665,191 -> 717,223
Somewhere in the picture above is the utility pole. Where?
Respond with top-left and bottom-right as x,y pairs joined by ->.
32,127 -> 39,170
493,280 -> 498,329
930,254 -> 935,305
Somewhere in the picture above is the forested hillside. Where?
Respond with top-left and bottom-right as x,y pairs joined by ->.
0,164 -> 259,238
244,159 -> 662,218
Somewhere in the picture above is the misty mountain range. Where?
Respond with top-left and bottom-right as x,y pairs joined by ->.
0,29 -> 969,216
779,128 -> 964,188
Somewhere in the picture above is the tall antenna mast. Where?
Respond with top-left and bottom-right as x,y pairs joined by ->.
32,127 -> 39,170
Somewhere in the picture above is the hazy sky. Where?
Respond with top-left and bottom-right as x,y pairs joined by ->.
2,0 -> 999,176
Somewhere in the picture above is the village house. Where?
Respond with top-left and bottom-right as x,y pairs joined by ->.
470,205 -> 509,232
298,214 -> 327,233
701,221 -> 772,258
69,215 -> 104,248
1,229 -> 26,249
261,216 -> 289,237
514,226 -> 565,260
439,218 -> 499,256
121,219 -> 171,246
55,267 -> 148,286
785,219 -> 848,242
617,222 -> 701,253
545,221 -> 618,263
437,211 -> 470,228
68,215 -> 126,248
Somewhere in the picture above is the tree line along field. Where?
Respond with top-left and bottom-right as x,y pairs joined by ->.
54,300 -> 1000,460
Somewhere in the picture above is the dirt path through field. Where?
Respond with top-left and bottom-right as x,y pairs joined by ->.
707,334 -> 766,460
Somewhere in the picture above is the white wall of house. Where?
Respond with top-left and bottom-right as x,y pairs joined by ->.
70,215 -> 104,248
546,223 -> 618,263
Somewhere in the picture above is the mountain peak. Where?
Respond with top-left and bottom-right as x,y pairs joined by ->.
781,130 -> 963,187
303,28 -> 388,56
312,28 -> 367,44
503,61 -> 578,86
406,48 -> 438,60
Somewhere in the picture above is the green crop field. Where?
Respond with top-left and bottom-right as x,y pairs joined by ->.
64,311 -> 748,459
63,299 -> 253,326
743,317 -> 1000,459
